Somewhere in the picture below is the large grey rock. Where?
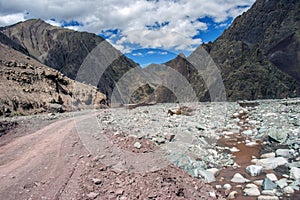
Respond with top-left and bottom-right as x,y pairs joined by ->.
290,167 -> 300,180
246,165 -> 264,176
268,128 -> 289,143
276,149 -> 292,158
262,178 -> 277,190
256,157 -> 288,170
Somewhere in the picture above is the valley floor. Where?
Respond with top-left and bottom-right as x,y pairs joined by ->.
0,98 -> 300,199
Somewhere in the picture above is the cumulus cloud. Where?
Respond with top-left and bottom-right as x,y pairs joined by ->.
0,0 -> 255,52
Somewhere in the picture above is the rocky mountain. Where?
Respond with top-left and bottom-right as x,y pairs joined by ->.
0,32 -> 106,116
203,0 -> 300,100
0,19 -> 139,102
149,0 -> 299,102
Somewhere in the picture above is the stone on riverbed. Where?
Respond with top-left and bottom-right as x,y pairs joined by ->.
256,157 -> 288,170
246,165 -> 264,176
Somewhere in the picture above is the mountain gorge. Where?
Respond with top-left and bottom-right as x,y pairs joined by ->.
0,0 -> 299,115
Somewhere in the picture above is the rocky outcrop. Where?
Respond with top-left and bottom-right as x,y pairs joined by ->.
0,41 -> 106,116
203,0 -> 300,100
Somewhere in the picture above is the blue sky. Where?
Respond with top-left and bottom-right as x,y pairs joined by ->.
0,0 -> 255,66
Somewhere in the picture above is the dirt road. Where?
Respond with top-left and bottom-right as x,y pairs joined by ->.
0,112 -> 220,200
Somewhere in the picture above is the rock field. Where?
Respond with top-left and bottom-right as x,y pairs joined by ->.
94,98 -> 300,199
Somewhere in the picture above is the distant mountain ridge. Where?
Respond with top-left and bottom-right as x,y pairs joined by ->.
0,19 -> 140,102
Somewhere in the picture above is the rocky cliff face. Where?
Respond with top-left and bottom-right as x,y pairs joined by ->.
204,0 -> 300,100
0,19 -> 139,101
0,36 -> 106,116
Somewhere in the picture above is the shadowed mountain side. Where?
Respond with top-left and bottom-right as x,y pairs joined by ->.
202,0 -> 300,100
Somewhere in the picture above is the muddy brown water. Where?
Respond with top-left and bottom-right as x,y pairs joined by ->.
213,133 -> 300,200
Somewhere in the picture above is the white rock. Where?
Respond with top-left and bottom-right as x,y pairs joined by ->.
92,178 -> 102,185
244,187 -> 260,196
246,183 -> 258,188
266,173 -> 278,181
207,168 -> 219,176
261,190 -> 276,196
290,167 -> 300,180
232,113 -> 239,118
257,195 -> 279,200
254,180 -> 264,186
260,152 -> 276,159
134,142 -> 142,149
209,191 -> 216,198
230,147 -> 240,153
215,185 -> 222,189
246,141 -> 258,147
231,173 -> 250,183
223,183 -> 232,190
87,192 -> 99,199
246,165 -> 264,176
283,186 -> 294,194
256,157 -> 288,170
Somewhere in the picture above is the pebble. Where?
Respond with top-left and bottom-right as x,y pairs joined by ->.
245,141 -> 258,146
86,192 -> 99,199
244,187 -> 260,196
209,191 -> 216,198
260,153 -> 275,159
223,183 -> 232,190
92,178 -> 102,185
246,165 -> 264,176
215,185 -> 222,189
133,142 -> 142,149
115,188 -> 124,195
231,173 -> 250,183
230,147 -> 240,153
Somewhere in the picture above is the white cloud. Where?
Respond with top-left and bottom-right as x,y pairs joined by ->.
147,51 -> 155,55
132,52 -> 144,56
0,13 -> 25,26
0,0 -> 255,52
